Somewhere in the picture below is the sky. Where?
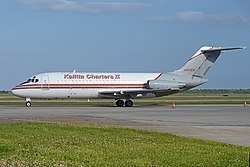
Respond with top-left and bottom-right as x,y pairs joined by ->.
0,0 -> 250,90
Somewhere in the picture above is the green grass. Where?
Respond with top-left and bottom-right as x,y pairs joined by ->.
0,123 -> 249,166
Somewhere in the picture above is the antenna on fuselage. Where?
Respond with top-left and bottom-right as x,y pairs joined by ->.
73,69 -> 76,73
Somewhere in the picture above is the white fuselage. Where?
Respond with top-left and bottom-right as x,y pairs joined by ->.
12,72 -> 162,99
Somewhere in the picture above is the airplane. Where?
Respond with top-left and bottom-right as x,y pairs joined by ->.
11,46 -> 244,107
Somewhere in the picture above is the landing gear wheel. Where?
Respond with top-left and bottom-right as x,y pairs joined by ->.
125,100 -> 133,107
116,99 -> 124,107
26,101 -> 31,107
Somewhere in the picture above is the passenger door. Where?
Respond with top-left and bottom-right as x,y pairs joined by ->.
41,75 -> 49,90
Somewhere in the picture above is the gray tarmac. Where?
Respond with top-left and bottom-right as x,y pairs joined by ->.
0,105 -> 249,146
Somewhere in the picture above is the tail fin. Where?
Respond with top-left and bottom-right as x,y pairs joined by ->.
174,46 -> 244,78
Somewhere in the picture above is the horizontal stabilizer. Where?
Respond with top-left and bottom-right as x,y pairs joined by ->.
201,47 -> 245,53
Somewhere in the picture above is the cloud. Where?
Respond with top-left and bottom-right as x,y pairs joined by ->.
19,0 -> 150,13
150,11 -> 250,25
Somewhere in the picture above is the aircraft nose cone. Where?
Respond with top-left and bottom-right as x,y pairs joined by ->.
11,86 -> 23,98
11,87 -> 18,96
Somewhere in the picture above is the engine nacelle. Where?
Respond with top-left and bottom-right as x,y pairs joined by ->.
147,80 -> 186,89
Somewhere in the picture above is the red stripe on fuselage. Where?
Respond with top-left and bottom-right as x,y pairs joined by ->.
12,87 -> 145,90
18,83 -> 145,87
154,73 -> 163,80
12,83 -> 146,90
188,52 -> 203,61
188,47 -> 214,61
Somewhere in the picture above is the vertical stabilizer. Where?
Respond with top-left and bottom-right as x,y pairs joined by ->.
174,46 -> 244,78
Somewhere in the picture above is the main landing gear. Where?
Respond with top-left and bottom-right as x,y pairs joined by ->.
115,99 -> 133,107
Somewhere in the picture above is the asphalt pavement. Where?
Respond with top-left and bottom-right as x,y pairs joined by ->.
0,105 -> 249,146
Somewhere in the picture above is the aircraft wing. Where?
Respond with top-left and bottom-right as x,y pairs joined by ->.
98,88 -> 181,99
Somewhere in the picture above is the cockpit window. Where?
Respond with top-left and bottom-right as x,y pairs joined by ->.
21,76 -> 39,84
21,79 -> 32,84
32,76 -> 39,83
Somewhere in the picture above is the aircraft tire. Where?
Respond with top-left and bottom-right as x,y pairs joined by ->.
26,101 -> 31,107
116,99 -> 124,107
125,100 -> 133,107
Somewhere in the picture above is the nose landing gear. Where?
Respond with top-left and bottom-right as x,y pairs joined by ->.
25,98 -> 31,107
26,101 -> 31,107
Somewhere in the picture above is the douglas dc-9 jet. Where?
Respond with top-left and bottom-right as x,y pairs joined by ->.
12,46 -> 244,107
